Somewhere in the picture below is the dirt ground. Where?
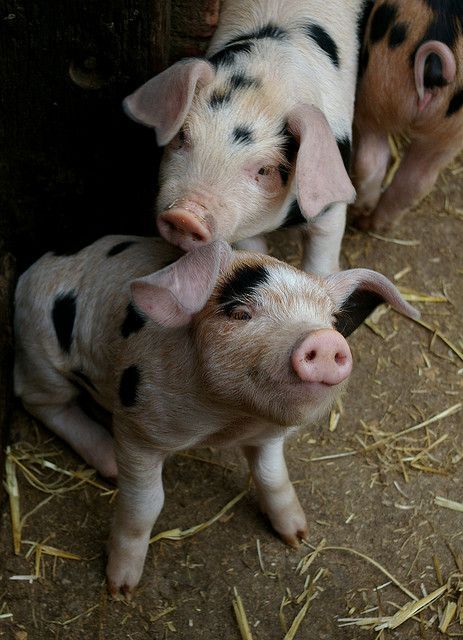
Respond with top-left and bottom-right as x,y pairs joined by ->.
1,159 -> 462,640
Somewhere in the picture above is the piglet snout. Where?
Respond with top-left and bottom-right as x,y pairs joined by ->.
157,203 -> 213,251
291,329 -> 352,386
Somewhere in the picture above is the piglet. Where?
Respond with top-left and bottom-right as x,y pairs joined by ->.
352,0 -> 463,231
122,0 -> 370,275
14,235 -> 418,596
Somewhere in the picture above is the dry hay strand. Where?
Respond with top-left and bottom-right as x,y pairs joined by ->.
301,540 -> 417,601
410,317 -> 463,363
149,488 -> 248,544
303,403 -> 462,475
366,232 -> 420,247
435,497 -> 463,513
279,567 -> 325,638
397,287 -> 448,304
23,539 -> 81,578
296,536 -> 463,634
8,441 -> 115,496
232,587 -> 254,640
5,447 -> 21,554
339,575 -> 463,633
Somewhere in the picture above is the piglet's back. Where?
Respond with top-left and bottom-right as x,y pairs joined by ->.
14,236 -> 182,379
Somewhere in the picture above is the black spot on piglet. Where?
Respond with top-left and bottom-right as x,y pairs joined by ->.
388,22 -> 408,48
369,3 -> 398,44
119,365 -> 141,407
303,23 -> 340,68
52,292 -> 77,353
233,126 -> 254,144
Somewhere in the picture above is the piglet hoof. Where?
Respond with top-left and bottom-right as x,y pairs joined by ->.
279,525 -> 309,548
351,211 -> 374,232
106,537 -> 147,600
262,494 -> 309,549
365,214 -> 395,234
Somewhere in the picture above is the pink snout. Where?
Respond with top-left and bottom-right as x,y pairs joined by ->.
157,203 -> 213,251
291,329 -> 353,386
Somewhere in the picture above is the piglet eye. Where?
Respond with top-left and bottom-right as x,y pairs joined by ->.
258,166 -> 273,176
230,306 -> 252,321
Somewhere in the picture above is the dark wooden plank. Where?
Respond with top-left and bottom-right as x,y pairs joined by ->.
0,0 -> 171,270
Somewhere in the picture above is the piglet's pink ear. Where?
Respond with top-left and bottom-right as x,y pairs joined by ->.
123,59 -> 215,146
288,104 -> 356,219
414,41 -> 456,112
326,268 -> 420,337
131,241 -> 232,328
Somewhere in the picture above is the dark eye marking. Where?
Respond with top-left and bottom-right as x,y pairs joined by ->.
388,22 -> 408,48
447,89 -> 463,117
335,136 -> 352,172
209,89 -> 233,109
229,73 -> 260,90
107,241 -> 137,257
219,264 -> 269,316
225,23 -> 288,47
52,291 -> 77,353
369,3 -> 398,44
208,41 -> 255,67
280,200 -> 306,229
233,126 -> 254,144
121,302 -> 147,338
303,23 -> 340,68
119,365 -> 141,408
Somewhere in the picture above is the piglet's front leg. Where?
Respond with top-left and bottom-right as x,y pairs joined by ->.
243,437 -> 308,546
106,429 -> 166,598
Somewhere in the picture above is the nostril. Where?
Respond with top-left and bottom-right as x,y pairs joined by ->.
334,352 -> 346,365
165,220 -> 178,233
192,232 -> 202,242
305,349 -> 317,362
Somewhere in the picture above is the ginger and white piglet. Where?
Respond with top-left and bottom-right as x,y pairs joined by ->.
14,236 -> 418,596
352,0 -> 463,231
124,0 -> 372,275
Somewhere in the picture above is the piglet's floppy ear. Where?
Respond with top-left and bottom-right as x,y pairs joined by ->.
326,268 -> 420,337
123,59 -> 215,146
414,41 -> 456,111
131,241 -> 232,328
288,104 -> 356,219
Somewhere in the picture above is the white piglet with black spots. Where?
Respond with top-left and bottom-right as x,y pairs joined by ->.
124,0 -> 370,275
14,236 -> 418,596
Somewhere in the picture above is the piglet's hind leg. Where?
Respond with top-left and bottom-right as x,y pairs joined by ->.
24,401 -> 117,480
243,437 -> 308,546
366,137 -> 461,232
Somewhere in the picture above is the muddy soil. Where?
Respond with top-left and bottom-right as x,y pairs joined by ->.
1,161 -> 462,640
